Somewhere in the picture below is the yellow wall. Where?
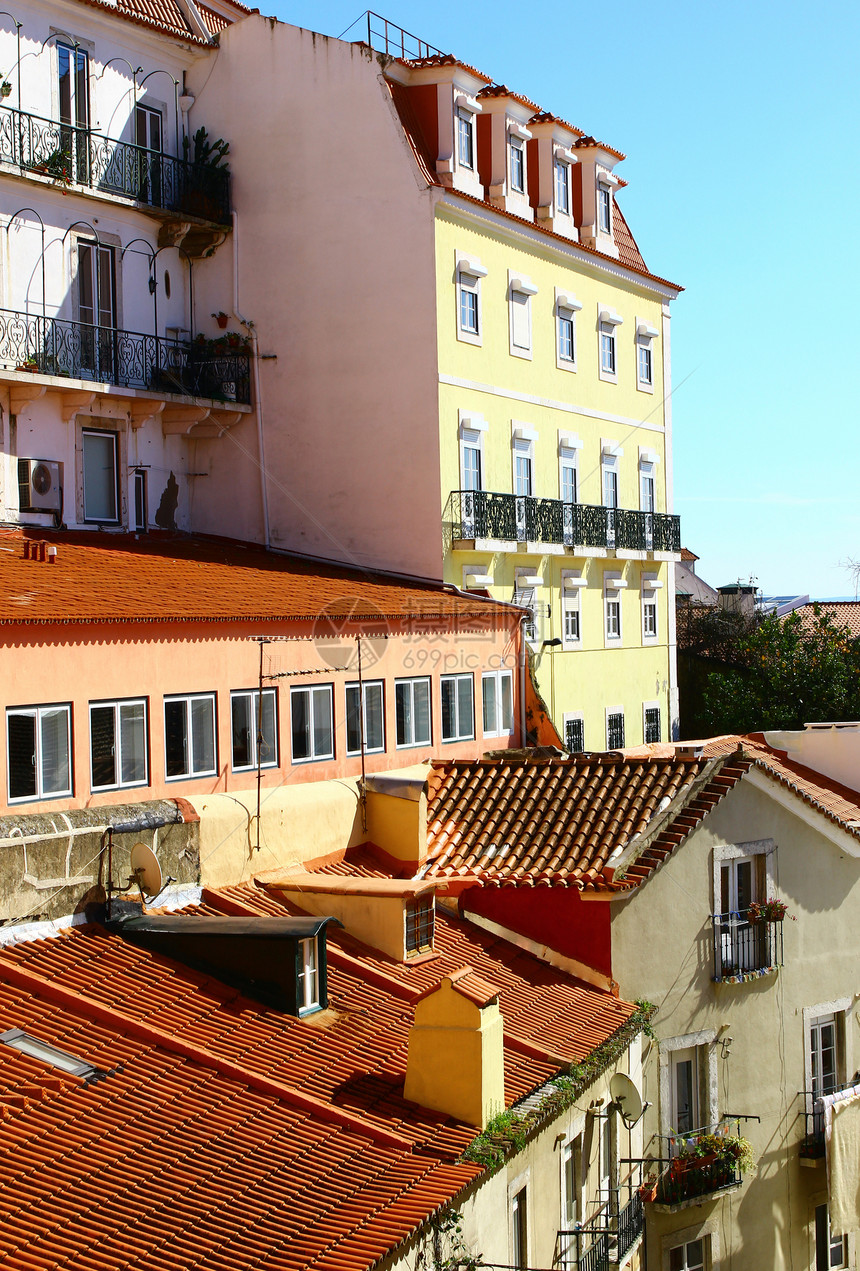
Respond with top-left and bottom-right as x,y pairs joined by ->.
435,203 -> 676,746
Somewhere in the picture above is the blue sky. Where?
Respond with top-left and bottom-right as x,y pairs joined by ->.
267,1 -> 859,598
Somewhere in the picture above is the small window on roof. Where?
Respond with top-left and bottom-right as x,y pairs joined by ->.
0,1028 -> 97,1078
405,895 -> 435,955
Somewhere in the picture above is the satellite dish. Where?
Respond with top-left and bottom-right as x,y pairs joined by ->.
609,1072 -> 645,1126
130,842 -> 163,901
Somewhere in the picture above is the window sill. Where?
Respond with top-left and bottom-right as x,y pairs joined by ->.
457,328 -> 482,347
713,964 -> 779,985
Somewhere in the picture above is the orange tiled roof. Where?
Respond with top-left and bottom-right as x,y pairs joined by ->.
612,200 -> 648,273
573,134 -> 626,161
421,752 -> 751,891
0,890 -> 635,1269
72,0 -> 252,43
528,110 -> 586,138
398,52 -> 494,85
476,84 -> 541,112
793,602 -> 860,639
0,528 -> 517,627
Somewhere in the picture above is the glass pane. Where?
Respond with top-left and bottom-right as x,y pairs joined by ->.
458,677 -> 473,739
687,1240 -> 704,1270
7,712 -> 36,799
164,700 -> 187,776
259,691 -> 276,767
311,687 -> 332,758
736,860 -> 753,912
463,446 -> 481,491
365,684 -> 384,751
675,1059 -> 695,1132
441,679 -> 455,740
191,697 -> 215,774
96,247 -> 116,328
74,48 -> 89,129
40,708 -> 70,795
232,694 -> 253,768
500,674 -> 513,731
120,701 -> 146,784
291,691 -> 310,760
78,245 -> 95,326
346,685 -> 362,754
482,675 -> 497,734
82,433 -> 117,522
90,704 -> 116,788
58,45 -> 72,124
395,683 -> 410,746
669,1249 -> 684,1271
413,680 -> 430,745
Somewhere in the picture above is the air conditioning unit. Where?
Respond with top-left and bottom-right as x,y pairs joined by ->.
18,459 -> 63,513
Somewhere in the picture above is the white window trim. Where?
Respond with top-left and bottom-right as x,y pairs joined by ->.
605,706 -> 625,750
661,1219 -> 721,1271
641,582 -> 659,643
636,332 -> 655,394
604,572 -> 624,645
230,687 -> 278,773
81,426 -> 121,526
711,839 -> 776,919
509,132 -> 526,194
643,700 -> 661,745
803,997 -> 854,1094
440,673 -> 475,743
562,712 -> 585,753
508,270 -> 537,360
561,570 -> 584,647
6,703 -> 73,803
455,102 -> 477,172
555,288 -> 582,373
511,430 -> 535,501
508,1168 -> 531,1271
554,155 -> 572,217
599,323 -> 618,384
297,935 -> 320,1014
456,252 -> 485,347
482,668 -> 514,738
163,692 -> 217,781
394,676 -> 432,749
345,680 -> 385,757
90,697 -> 149,792
289,683 -> 335,764
597,181 -> 613,236
459,411 -> 487,495
659,1030 -> 719,1139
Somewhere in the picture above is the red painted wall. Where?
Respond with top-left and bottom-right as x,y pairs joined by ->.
461,886 -> 612,978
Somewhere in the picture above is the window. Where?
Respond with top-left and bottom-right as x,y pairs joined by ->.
456,258 -> 486,346
809,1014 -> 840,1100
290,685 -> 334,763
557,311 -> 575,363
513,439 -> 533,497
606,710 -> 625,749
640,464 -> 656,513
555,291 -> 581,371
482,670 -> 514,737
509,135 -> 525,192
231,688 -> 277,771
460,278 -> 479,333
644,705 -> 661,744
605,596 -> 621,641
599,1113 -> 612,1204
457,107 -> 475,169
816,1204 -> 848,1270
164,693 -> 216,779
78,243 -> 117,380
669,1047 -> 701,1134
561,1135 -> 580,1228
58,42 -> 89,182
511,1186 -> 528,1271
718,854 -> 760,971
598,184 -> 612,233
346,681 -> 385,755
0,1029 -> 96,1079
669,1239 -> 708,1271
133,469 -> 147,532
6,704 -> 72,801
405,895 -> 434,954
441,674 -> 474,742
90,699 -> 147,791
564,715 -> 584,753
638,340 -> 653,387
461,432 -> 483,492
804,1000 -> 850,1147
514,572 -> 540,644
82,429 -> 119,524
555,159 -> 570,214
643,588 -> 658,640
396,677 -> 431,748
600,322 -> 616,375
134,103 -> 163,204
560,450 -> 578,505
562,574 -> 583,647
510,288 -> 532,354
297,936 -> 319,1013
602,455 -> 619,508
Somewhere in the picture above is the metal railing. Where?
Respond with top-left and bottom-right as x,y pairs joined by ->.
1,308 -> 251,404
799,1082 -> 860,1158
655,1119 -> 744,1206
615,1191 -> 643,1261
448,489 -> 681,553
0,105 -> 230,224
362,11 -> 445,58
555,1190 -> 642,1268
556,1230 -> 609,1271
711,909 -> 783,980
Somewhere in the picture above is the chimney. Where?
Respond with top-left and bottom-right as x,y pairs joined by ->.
718,582 -> 757,620
364,770 -> 429,868
404,966 -> 505,1128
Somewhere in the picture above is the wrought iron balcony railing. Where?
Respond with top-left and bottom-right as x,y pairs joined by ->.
651,1119 -> 747,1208
799,1082 -> 860,1158
0,105 -> 230,224
448,489 -> 681,554
615,1192 -> 644,1262
555,1190 -> 643,1269
2,308 -> 251,404
711,908 -> 784,981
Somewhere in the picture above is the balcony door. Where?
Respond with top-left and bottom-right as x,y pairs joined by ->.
513,439 -> 532,540
460,432 -> 482,537
810,1015 -> 838,1099
640,462 -> 655,548
78,242 -> 117,381
135,104 -> 163,206
670,1047 -> 701,1138
58,43 -> 89,182
602,455 -> 618,546
719,855 -> 759,972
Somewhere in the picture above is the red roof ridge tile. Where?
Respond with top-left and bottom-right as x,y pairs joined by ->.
503,1031 -> 569,1066
411,964 -> 500,1007
0,951 -> 412,1151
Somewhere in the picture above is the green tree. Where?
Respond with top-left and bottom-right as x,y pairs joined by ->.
700,606 -> 860,734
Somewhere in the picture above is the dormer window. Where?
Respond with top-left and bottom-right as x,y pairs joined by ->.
555,158 -> 570,214
457,106 -> 475,170
598,184 -> 612,234
405,895 -> 435,955
510,135 -> 525,193
297,936 -> 319,1013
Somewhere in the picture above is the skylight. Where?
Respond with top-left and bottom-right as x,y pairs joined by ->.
0,1029 -> 97,1078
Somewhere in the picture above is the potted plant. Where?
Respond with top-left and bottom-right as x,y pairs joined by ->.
212,311 -> 229,329
748,898 -> 793,924
16,354 -> 39,372
638,1176 -> 658,1202
0,80 -> 11,99
180,126 -> 229,220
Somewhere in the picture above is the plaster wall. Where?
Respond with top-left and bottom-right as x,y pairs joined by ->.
610,778 -> 860,1269
186,18 -> 445,574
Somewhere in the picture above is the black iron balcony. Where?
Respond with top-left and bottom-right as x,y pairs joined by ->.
615,1192 -> 644,1262
799,1081 -> 860,1159
448,489 -> 681,554
0,105 -> 230,224
555,1192 -> 643,1269
2,308 -> 251,404
711,908 -> 784,982
648,1119 -> 750,1209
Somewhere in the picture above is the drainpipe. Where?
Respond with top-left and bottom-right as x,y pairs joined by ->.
232,209 -> 270,548
519,616 -> 528,748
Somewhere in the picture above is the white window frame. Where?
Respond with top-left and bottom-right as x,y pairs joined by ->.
230,688 -> 278,773
803,997 -> 853,1098
82,427 -> 121,525
554,157 -> 571,215
164,692 -> 217,781
508,271 -> 537,360
659,1030 -> 719,1143
605,707 -> 625,750
456,254 -> 486,347
563,713 -> 585,753
509,1169 -> 530,1271
6,703 -> 73,802
456,104 -> 476,171
559,446 -> 579,506
89,697 -> 148,792
662,1219 -> 720,1271
597,182 -> 612,235
815,1204 -> 849,1271
642,577 -> 659,643
395,677 -> 432,749
290,684 -> 334,764
643,701 -> 661,745
509,133 -> 525,193
482,669 -> 514,738
512,436 -> 534,499
345,680 -> 385,757
636,318 -> 659,394
297,935 -> 320,1014
598,306 -> 622,385
560,1133 -> 581,1231
441,673 -> 475,743
554,287 -> 583,373
604,572 -> 624,645
561,570 -> 584,648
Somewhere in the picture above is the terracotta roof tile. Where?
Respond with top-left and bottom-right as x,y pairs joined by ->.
528,110 -> 585,138
793,602 -> 860,639
398,53 -> 493,85
476,84 -> 541,112
72,0 -> 252,42
612,199 -> 648,273
412,965 -> 500,1007
0,528 -> 514,627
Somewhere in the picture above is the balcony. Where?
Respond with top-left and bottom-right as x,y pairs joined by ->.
799,1082 -> 860,1160
555,1193 -> 643,1269
0,105 -> 230,245
0,308 -> 251,406
447,489 -> 681,555
711,908 -> 784,983
646,1120 -> 751,1212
